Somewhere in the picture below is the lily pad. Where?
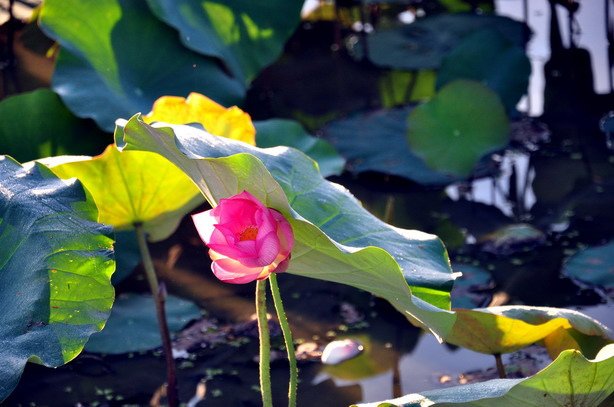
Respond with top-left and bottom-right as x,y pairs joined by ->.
447,306 -> 612,358
353,344 -> 614,407
407,80 -> 509,177
145,0 -> 304,84
562,241 -> 614,298
116,115 -> 459,339
367,14 -> 526,70
319,107 -> 459,185
38,0 -> 245,132
437,28 -> 531,111
0,89 -> 109,162
40,144 -> 202,241
85,293 -> 201,354
254,119 -> 345,177
450,264 -> 493,309
0,157 -> 115,401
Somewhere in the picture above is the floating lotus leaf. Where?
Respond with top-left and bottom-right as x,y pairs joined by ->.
38,0 -> 245,132
562,241 -> 614,298
407,80 -> 509,177
0,157 -> 115,401
41,144 -> 202,241
145,0 -> 304,84
85,293 -> 201,354
353,344 -> 614,407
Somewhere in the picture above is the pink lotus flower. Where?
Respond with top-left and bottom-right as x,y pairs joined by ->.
192,191 -> 294,284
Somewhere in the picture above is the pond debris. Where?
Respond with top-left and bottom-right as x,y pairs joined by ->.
321,338 -> 364,365
339,302 -> 364,325
295,341 -> 322,361
186,380 -> 207,407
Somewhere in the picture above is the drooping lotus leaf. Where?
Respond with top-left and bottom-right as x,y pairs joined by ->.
145,0 -> 304,84
85,293 -> 201,354
115,115 -> 458,339
254,119 -> 345,177
437,28 -> 532,111
353,344 -> 614,407
40,144 -> 202,242
0,157 -> 115,402
319,107 -> 460,185
407,80 -> 509,177
143,92 -> 256,145
0,89 -> 109,162
562,241 -> 614,298
38,0 -> 245,132
367,14 -> 526,70
447,306 -> 612,358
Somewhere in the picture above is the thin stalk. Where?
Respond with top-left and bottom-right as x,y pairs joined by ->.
256,279 -> 273,407
269,274 -> 297,407
494,353 -> 507,379
134,223 -> 178,407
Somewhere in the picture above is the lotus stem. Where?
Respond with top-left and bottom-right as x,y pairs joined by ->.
135,223 -> 179,407
494,353 -> 507,379
256,279 -> 273,407
269,273 -> 298,407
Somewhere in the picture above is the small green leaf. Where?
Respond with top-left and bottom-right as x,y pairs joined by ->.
38,0 -> 245,132
116,115 -> 458,339
0,157 -> 115,401
41,144 -> 202,241
0,89 -> 109,162
145,0 -> 304,84
353,344 -> 614,407
254,119 -> 345,177
85,293 -> 201,354
407,80 -> 509,177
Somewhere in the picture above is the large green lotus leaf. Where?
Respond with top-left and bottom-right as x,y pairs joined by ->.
38,0 -> 245,132
40,145 -> 202,242
85,293 -> 201,354
447,306 -> 612,357
254,119 -> 345,177
353,344 -> 614,407
116,115 -> 458,339
562,241 -> 614,298
320,107 -> 459,185
0,157 -> 115,402
407,80 -> 509,177
367,14 -> 526,70
145,0 -> 303,84
437,28 -> 531,111
0,89 -> 109,162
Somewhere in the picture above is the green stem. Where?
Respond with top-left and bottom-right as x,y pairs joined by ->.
269,274 -> 298,407
134,223 -> 179,407
494,353 -> 507,379
256,279 -> 273,407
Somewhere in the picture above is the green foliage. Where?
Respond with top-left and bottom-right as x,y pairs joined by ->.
407,80 -> 509,177
38,0 -> 245,131
0,157 -> 115,402
146,0 -> 304,84
116,115 -> 458,338
378,70 -> 437,108
85,293 -> 201,354
0,89 -> 109,162
41,145 -> 202,242
437,28 -> 531,111
353,344 -> 614,407
254,119 -> 345,177
563,241 -> 614,297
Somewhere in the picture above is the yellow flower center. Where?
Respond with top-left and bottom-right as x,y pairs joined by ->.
239,226 -> 258,241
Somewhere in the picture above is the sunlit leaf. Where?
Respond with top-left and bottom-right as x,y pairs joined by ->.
407,80 -> 509,177
0,89 -> 109,162
254,119 -> 345,177
116,115 -> 458,339
85,293 -> 201,354
143,92 -> 256,145
0,157 -> 115,401
353,344 -> 614,407
145,0 -> 304,83
38,0 -> 245,132
40,144 -> 202,241
447,306 -> 612,357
